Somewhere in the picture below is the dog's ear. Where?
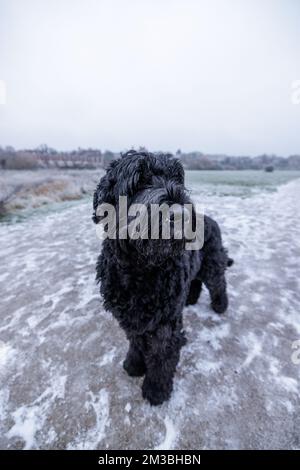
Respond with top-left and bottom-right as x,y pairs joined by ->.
92,164 -> 117,224
203,215 -> 213,242
169,158 -> 185,185
93,153 -> 150,223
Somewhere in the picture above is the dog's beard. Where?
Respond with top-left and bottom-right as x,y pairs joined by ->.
132,238 -> 185,265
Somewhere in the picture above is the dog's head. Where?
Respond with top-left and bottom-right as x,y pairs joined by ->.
93,150 -> 194,265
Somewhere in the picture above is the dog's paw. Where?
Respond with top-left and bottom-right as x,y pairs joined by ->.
142,377 -> 172,406
211,292 -> 228,314
123,357 -> 146,377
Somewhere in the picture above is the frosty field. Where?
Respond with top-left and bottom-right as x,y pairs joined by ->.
0,170 -> 299,449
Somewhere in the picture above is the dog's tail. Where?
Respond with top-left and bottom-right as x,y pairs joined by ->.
227,257 -> 234,267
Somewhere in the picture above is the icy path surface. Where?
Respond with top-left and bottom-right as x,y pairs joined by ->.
0,180 -> 299,450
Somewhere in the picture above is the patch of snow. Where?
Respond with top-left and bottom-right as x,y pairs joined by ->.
6,374 -> 67,449
7,405 -> 43,450
241,332 -> 263,368
124,415 -> 131,426
99,348 -> 116,367
197,323 -> 231,351
269,358 -> 299,394
154,417 -> 177,450
0,341 -> 14,368
68,388 -> 110,450
125,402 -> 131,413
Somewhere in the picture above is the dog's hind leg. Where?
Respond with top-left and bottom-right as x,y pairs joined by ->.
200,216 -> 230,314
123,337 -> 146,377
185,278 -> 202,306
203,272 -> 228,314
201,249 -> 228,314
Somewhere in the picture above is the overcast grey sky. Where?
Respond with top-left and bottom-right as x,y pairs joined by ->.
0,0 -> 299,155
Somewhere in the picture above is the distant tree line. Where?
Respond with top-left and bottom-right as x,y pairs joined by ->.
175,150 -> 300,170
0,145 -> 300,171
0,145 -> 116,170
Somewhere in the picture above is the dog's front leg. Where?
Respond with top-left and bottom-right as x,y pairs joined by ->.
142,323 -> 184,406
123,336 -> 146,377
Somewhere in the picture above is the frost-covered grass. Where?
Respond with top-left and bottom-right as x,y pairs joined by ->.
0,174 -> 299,449
0,169 -> 103,217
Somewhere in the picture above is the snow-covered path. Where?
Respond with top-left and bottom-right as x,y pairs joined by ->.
0,179 -> 299,449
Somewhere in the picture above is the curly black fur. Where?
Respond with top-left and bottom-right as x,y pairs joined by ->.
93,150 -> 233,405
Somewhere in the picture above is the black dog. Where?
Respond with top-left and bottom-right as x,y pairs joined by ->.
93,150 -> 233,405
